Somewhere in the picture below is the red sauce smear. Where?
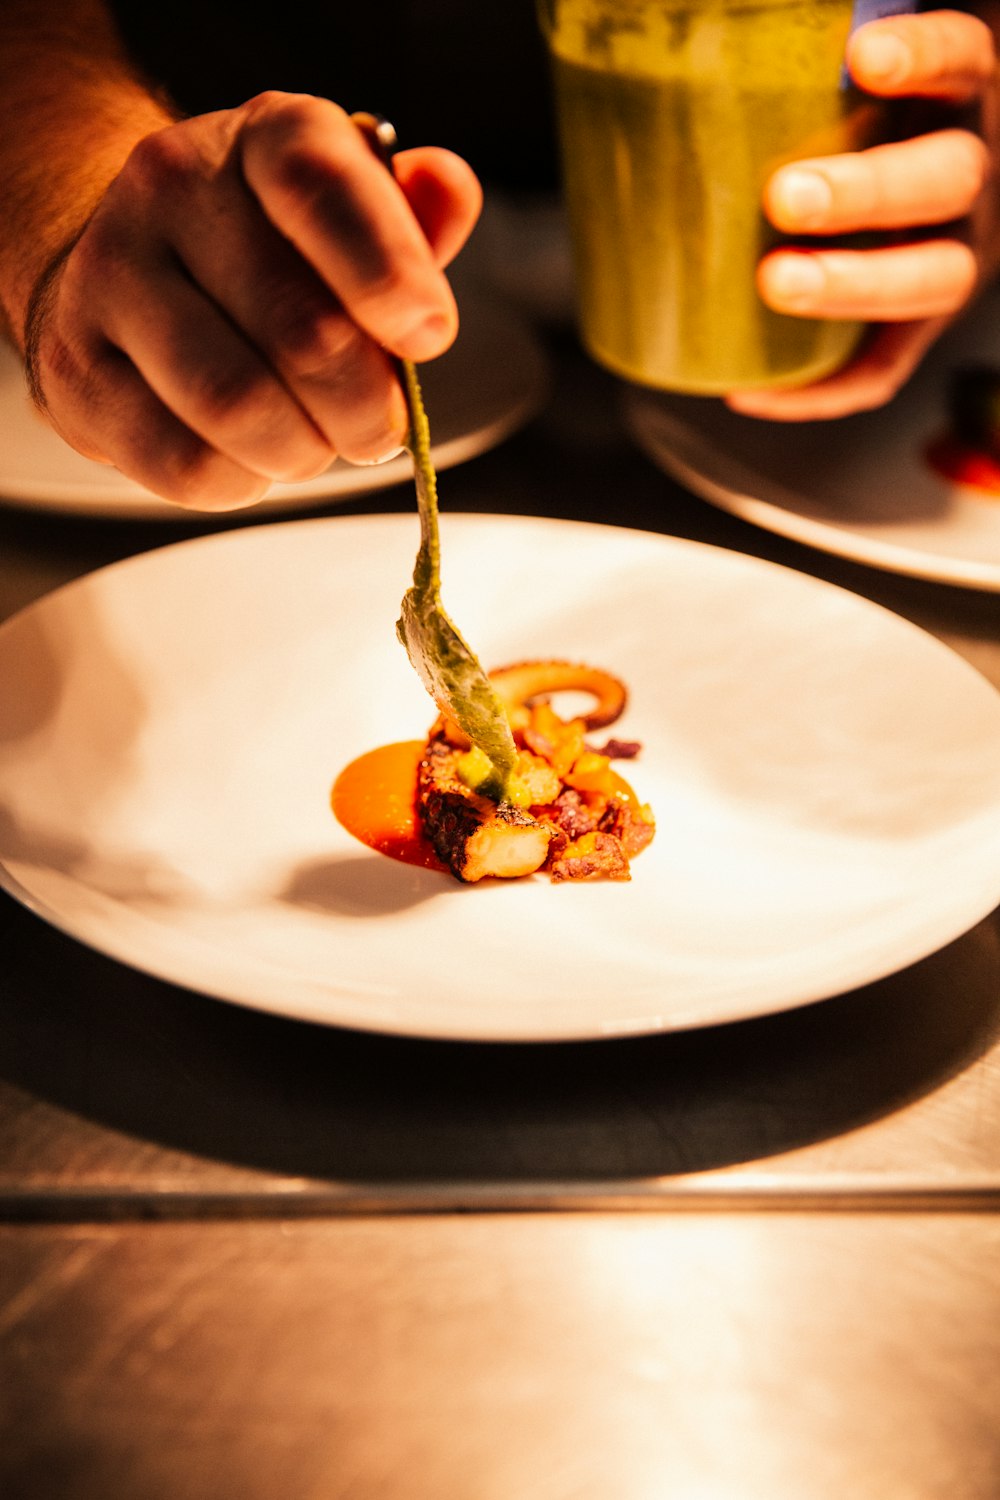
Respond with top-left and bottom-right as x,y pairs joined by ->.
926,434 -> 1000,496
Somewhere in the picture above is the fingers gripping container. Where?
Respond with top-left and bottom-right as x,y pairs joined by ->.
537,0 -> 912,392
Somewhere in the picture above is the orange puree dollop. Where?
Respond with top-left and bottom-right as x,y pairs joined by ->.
332,741 -> 445,872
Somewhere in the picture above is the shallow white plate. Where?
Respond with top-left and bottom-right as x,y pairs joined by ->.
626,291 -> 1000,592
2,514 -> 1000,1041
0,293 -> 547,519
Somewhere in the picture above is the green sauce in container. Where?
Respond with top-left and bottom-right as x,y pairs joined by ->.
539,0 -> 887,392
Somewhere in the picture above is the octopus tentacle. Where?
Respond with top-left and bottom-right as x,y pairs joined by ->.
488,661 -> 627,730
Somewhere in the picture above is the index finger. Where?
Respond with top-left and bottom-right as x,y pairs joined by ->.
848,10 -> 997,101
238,93 -> 458,362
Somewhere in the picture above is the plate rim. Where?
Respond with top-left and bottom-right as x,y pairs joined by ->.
626,395 -> 1000,594
623,286 -> 1000,594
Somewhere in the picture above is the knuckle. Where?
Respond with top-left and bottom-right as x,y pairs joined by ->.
241,97 -> 391,256
277,446 -> 337,482
36,328 -> 86,397
241,89 -> 292,119
68,210 -> 129,285
945,12 -> 997,70
165,440 -> 266,510
29,316 -> 105,419
270,299 -> 365,376
948,132 -> 990,204
911,13 -> 958,76
352,261 -> 409,307
189,361 -> 273,431
124,126 -> 196,199
902,242 -> 977,315
270,143 -> 353,214
177,355 -> 334,482
163,444 -> 217,504
242,93 -> 351,189
922,12 -> 995,81
947,242 -> 979,301
337,415 -> 406,465
243,91 -> 346,133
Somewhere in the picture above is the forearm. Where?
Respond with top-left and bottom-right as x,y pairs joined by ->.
0,0 -> 177,346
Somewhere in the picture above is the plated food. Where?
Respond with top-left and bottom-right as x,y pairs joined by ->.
338,360 -> 654,885
419,660 -> 655,882
334,661 -> 655,883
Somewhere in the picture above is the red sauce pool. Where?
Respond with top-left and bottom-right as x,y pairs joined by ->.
925,434 -> 1000,495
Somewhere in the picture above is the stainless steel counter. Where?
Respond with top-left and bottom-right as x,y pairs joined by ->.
4,1215 -> 1000,1500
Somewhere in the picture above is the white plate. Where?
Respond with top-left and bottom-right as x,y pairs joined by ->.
0,294 -> 547,519
2,514 -> 1000,1041
625,291 -> 1000,592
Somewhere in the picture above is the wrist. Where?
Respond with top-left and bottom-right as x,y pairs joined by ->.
0,0 -> 177,349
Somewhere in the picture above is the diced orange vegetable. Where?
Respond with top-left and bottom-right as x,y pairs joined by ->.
564,751 -> 617,795
524,701 -> 586,780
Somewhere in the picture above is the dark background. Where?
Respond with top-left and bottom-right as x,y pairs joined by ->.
110,0 -> 560,189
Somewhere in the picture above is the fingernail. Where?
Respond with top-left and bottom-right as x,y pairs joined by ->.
398,311 -> 454,362
768,256 -> 825,306
774,169 -> 832,227
355,444 -> 406,467
858,32 -> 910,85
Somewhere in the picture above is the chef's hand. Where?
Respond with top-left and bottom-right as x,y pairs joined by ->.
25,94 -> 482,508
726,8 -> 998,420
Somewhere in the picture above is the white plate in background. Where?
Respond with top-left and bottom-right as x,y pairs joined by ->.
626,291 -> 1000,592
